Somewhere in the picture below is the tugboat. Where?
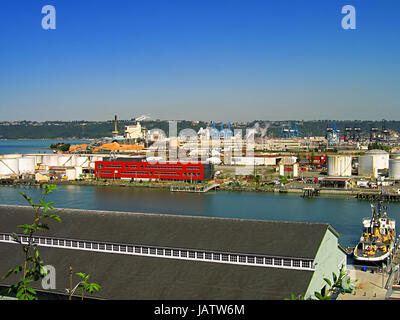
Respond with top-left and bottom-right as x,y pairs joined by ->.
353,202 -> 396,262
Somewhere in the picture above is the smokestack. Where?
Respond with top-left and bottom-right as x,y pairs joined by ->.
112,115 -> 118,135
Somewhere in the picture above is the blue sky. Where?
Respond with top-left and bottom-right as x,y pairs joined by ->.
0,0 -> 399,121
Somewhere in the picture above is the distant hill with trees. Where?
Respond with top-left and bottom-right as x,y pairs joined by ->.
0,119 -> 399,139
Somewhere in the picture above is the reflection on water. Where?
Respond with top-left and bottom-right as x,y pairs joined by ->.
1,185 -> 400,247
94,186 -> 207,216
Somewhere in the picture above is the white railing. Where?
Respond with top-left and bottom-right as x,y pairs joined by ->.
0,233 -> 315,271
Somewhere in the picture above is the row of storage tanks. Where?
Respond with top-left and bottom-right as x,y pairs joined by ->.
0,154 -> 104,177
327,149 -> 400,179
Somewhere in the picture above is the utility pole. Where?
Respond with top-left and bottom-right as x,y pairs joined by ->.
69,266 -> 73,300
382,263 -> 386,289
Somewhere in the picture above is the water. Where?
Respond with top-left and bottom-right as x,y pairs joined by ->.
0,139 -> 91,155
1,139 -> 399,250
1,184 -> 400,248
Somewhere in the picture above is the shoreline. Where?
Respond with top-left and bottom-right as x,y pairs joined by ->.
0,138 -> 93,141
0,179 -> 367,200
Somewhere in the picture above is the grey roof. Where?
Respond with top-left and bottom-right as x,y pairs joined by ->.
0,205 -> 339,299
0,205 -> 336,259
0,243 -> 313,300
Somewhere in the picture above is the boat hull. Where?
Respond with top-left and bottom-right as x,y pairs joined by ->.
353,244 -> 394,262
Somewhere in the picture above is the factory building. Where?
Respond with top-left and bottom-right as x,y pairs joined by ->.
0,205 -> 347,300
124,122 -> 145,140
95,160 -> 214,182
263,139 -> 307,151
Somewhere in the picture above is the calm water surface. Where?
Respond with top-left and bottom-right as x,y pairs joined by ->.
0,139 -> 91,155
1,184 -> 399,248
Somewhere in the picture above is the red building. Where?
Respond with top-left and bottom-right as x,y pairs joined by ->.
95,160 -> 214,182
309,155 -> 326,166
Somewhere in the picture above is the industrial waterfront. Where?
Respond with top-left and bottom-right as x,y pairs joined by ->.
2,127 -> 400,300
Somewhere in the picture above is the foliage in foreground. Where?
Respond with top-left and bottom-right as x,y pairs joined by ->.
2,184 -> 60,300
2,184 -> 101,300
286,265 -> 357,300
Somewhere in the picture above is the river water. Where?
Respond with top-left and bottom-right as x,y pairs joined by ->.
1,184 -> 400,248
0,139 -> 91,155
1,139 -> 400,249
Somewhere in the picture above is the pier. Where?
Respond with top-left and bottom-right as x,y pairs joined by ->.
170,182 -> 220,193
355,192 -> 400,202
0,179 -> 38,186
301,187 -> 320,198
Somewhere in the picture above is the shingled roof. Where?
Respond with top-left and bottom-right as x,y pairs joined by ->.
0,205 -> 336,259
0,243 -> 314,300
0,205 -> 339,300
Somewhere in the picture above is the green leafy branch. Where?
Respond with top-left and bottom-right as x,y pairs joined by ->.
286,265 -> 357,300
1,184 -> 61,300
67,271 -> 101,300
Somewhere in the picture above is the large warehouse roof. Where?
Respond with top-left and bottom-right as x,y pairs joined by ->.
0,205 -> 340,300
0,205 -> 336,259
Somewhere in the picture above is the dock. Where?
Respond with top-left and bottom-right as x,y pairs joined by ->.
170,182 -> 220,193
355,192 -> 400,202
301,187 -> 320,198
0,179 -> 38,186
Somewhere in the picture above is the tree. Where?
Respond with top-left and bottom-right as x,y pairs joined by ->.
1,184 -> 61,300
67,271 -> 101,300
2,185 -> 101,300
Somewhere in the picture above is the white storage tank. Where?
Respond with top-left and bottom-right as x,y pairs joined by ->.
33,155 -> 43,165
42,155 -> 59,167
73,156 -> 89,167
327,155 -> 352,177
391,150 -> 400,160
359,149 -> 389,177
1,154 -> 22,159
18,157 -> 36,174
0,158 -> 19,175
389,159 -> 400,180
58,155 -> 73,167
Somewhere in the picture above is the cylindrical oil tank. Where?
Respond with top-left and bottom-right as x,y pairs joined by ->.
327,155 -> 352,176
391,150 -> 400,160
33,155 -> 43,165
359,149 -> 389,177
389,159 -> 400,180
42,155 -> 58,167
1,154 -> 22,159
358,155 -> 373,176
58,155 -> 73,167
74,156 -> 89,167
18,157 -> 36,174
0,158 -> 19,175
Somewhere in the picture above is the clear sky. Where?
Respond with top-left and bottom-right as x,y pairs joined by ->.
0,0 -> 399,122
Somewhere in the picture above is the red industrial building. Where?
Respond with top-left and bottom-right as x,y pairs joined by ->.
309,155 -> 326,166
95,159 -> 214,182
